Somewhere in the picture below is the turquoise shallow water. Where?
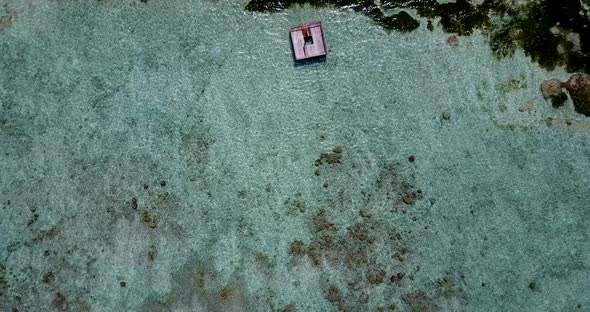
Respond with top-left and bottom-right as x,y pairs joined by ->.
0,0 -> 589,311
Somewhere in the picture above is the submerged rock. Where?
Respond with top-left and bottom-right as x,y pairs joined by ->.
563,74 -> 590,116
447,35 -> 459,47
540,79 -> 567,107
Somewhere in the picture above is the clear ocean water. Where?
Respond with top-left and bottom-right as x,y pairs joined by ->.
0,0 -> 589,311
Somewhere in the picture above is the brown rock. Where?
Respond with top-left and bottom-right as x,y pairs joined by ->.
447,35 -> 459,47
402,193 -> 415,205
143,211 -> 157,228
563,74 -> 590,116
540,79 -> 568,107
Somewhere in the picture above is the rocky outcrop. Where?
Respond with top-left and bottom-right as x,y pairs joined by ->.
563,74 -> 590,116
540,79 -> 568,107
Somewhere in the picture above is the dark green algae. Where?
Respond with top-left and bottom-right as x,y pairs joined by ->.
245,0 -> 590,74
488,0 -> 590,73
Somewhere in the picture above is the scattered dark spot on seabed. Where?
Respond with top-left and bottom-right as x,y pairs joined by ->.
277,156 -> 470,311
0,4 -> 16,32
245,0 -> 590,73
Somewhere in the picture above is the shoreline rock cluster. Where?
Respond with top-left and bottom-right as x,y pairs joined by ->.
541,74 -> 590,116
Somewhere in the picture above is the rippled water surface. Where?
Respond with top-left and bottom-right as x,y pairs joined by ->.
1,0 -> 589,311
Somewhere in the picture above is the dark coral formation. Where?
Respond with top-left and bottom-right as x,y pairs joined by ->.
245,0 -> 590,73
306,210 -> 400,310
401,290 -> 438,312
283,159 -> 428,311
288,240 -> 306,256
376,161 -> 423,208
316,147 -> 343,166
314,146 -> 344,176
285,192 -> 307,213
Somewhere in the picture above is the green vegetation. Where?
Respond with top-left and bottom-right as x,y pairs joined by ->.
380,11 -> 420,32
489,0 -> 589,72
